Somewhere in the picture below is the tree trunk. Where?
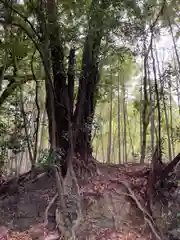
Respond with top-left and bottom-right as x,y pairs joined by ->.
100,127 -> 105,163
35,0 -> 70,176
139,81 -> 143,163
74,0 -> 109,158
38,0 -> 109,168
140,122 -> 148,164
147,62 -> 155,158
46,0 -> 69,152
173,59 -> 180,115
74,68 -> 99,158
127,115 -> 134,158
112,135 -> 116,163
163,95 -> 172,161
140,37 -> 149,164
107,82 -> 113,163
122,85 -> 127,163
117,73 -> 121,164
169,87 -> 175,158
151,46 -> 162,161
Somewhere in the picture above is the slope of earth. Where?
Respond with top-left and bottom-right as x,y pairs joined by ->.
0,161 -> 179,240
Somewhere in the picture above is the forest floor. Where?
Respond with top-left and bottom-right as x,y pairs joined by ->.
0,161 -> 179,240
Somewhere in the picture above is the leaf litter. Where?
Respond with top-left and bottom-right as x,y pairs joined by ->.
0,162 -> 165,239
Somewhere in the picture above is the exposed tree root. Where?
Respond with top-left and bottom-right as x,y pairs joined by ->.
110,178 -> 162,240
160,153 -> 180,181
31,172 -> 48,183
1,153 -> 179,240
0,167 -> 50,198
0,153 -> 97,199
53,160 -> 82,240
44,193 -> 58,226
72,155 -> 98,179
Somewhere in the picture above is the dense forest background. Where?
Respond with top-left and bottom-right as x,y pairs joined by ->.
0,0 -> 180,176
1,1 -> 180,240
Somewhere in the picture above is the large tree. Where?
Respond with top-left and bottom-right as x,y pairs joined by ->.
0,0 -> 143,175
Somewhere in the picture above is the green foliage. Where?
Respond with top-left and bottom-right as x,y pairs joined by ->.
173,126 -> 180,143
36,149 -> 50,167
0,0 -> 179,171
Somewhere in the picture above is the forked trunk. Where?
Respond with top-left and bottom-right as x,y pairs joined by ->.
74,0 -> 109,158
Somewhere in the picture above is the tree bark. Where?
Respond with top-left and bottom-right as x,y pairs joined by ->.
122,85 -> 127,163
74,0 -> 109,158
107,81 -> 113,163
151,46 -> 162,161
117,73 -> 121,163
39,0 -> 109,166
46,0 -> 69,151
140,35 -> 150,163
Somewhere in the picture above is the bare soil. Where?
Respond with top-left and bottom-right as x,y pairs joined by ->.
0,162 -> 179,240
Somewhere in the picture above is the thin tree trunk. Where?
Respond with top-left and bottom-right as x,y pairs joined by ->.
95,138 -> 99,160
107,82 -> 113,164
122,85 -> 127,163
100,126 -> 105,163
127,115 -> 134,158
169,18 -> 180,89
139,78 -> 143,162
39,109 -> 47,152
20,86 -> 34,166
36,64 -> 47,154
112,134 -> 116,164
173,54 -> 180,114
140,33 -> 152,163
151,46 -> 162,160
32,54 -> 41,167
141,70 -> 149,163
117,73 -> 121,163
147,61 -> 155,158
169,90 -> 175,158
163,96 -> 172,161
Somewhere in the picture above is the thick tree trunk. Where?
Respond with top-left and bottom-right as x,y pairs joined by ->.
45,0 -> 70,166
42,0 -> 109,166
74,0 -> 109,158
74,69 -> 99,158
67,48 -> 75,119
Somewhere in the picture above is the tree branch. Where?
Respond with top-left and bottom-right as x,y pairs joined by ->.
0,75 -> 34,106
0,0 -> 41,41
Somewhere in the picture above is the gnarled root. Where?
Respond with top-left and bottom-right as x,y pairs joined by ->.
54,162 -> 82,240
72,155 -> 98,180
110,178 -> 162,240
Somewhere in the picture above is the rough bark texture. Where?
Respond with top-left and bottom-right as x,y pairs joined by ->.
43,0 -> 110,170
67,48 -> 75,119
73,0 -> 109,158
47,0 -> 68,149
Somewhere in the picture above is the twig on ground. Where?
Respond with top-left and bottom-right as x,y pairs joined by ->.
31,172 -> 47,183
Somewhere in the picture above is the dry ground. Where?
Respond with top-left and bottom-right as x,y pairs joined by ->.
0,162 -> 179,240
